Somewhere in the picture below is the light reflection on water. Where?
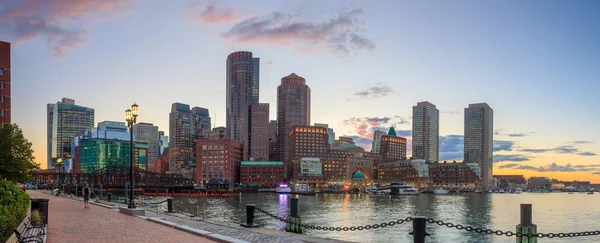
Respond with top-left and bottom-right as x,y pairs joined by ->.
146,193 -> 600,243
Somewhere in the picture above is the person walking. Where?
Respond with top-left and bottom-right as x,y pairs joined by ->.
82,184 -> 91,208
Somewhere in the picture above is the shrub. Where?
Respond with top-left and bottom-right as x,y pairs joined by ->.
0,180 -> 30,242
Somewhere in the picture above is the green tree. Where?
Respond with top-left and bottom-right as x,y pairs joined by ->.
0,124 -> 40,182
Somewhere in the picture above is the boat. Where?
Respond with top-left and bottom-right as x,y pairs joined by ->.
515,188 -> 522,194
433,188 -> 448,195
374,182 -> 419,195
474,189 -> 483,194
499,189 -> 505,193
276,184 -> 291,194
587,191 -> 594,194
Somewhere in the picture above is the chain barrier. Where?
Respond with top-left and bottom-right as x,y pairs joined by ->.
145,199 -> 169,205
427,218 -> 600,238
255,206 -> 412,232
254,206 -> 600,238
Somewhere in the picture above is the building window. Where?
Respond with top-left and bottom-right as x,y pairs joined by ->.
0,82 -> 3,89
0,68 -> 3,75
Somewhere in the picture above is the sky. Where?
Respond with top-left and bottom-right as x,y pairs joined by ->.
1,0 -> 599,182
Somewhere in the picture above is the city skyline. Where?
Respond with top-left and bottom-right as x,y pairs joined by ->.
1,1 -> 599,182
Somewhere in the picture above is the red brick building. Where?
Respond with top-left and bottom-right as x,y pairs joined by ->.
380,135 -> 407,161
494,175 -> 526,188
288,126 -> 329,178
196,139 -> 246,184
73,146 -> 80,173
249,103 -> 269,160
153,148 -> 170,173
0,41 -> 10,126
429,161 -> 480,187
240,161 -> 284,189
321,150 -> 351,184
376,160 -> 420,184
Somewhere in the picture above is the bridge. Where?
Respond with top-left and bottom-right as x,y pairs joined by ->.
32,166 -> 194,190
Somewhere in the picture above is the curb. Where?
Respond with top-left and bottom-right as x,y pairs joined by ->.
145,217 -> 250,243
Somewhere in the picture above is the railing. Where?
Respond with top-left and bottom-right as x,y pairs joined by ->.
242,200 -> 600,243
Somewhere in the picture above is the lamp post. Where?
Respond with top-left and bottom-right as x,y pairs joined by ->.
126,103 -> 139,209
56,158 -> 63,195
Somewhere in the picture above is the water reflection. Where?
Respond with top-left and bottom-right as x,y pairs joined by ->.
143,193 -> 600,243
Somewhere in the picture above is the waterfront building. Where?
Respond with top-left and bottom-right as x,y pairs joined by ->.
429,161 -> 480,189
77,138 -> 148,173
47,98 -> 95,169
527,177 -> 551,189
371,130 -> 386,153
196,139 -> 246,184
298,157 -> 323,177
249,103 -> 269,160
321,150 -> 351,184
133,122 -> 160,170
240,161 -> 284,189
277,73 -> 311,172
412,101 -> 439,162
376,160 -> 421,184
226,51 -> 258,147
159,131 -> 168,155
0,41 -> 10,127
289,125 -> 328,178
314,123 -> 335,145
380,132 -> 407,161
208,126 -> 226,140
493,175 -> 526,189
464,103 -> 494,189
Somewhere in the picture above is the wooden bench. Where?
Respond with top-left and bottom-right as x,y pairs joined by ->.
6,210 -> 47,243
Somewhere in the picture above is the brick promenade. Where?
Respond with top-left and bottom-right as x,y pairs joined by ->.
27,190 -> 215,243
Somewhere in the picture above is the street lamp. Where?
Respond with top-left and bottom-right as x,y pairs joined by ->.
126,103 -> 139,209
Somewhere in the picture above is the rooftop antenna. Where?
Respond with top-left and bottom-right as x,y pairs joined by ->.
213,113 -> 216,129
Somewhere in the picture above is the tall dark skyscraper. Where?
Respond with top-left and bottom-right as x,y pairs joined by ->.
412,101 -> 439,162
277,73 -> 311,178
226,51 -> 259,148
464,103 -> 494,189
0,41 -> 10,127
169,103 -> 210,172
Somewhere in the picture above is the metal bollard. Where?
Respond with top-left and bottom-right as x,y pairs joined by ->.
516,204 -> 537,243
410,216 -> 430,243
290,197 -> 299,218
286,197 -> 303,233
167,198 -> 173,213
240,204 -> 259,227
107,193 -> 111,202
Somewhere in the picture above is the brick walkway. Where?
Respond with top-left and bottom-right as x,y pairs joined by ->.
27,190 -> 215,243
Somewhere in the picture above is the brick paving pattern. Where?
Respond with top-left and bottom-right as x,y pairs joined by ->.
27,190 -> 214,243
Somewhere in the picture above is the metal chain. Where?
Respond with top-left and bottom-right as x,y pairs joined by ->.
254,206 -> 412,231
427,218 -> 600,238
146,199 -> 169,205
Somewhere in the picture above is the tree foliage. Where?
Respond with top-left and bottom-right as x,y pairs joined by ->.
0,180 -> 30,242
0,124 -> 40,183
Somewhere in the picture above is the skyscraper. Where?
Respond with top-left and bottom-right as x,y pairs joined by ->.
252,58 -> 260,103
191,107 -> 211,140
249,103 -> 269,160
169,103 -> 193,171
47,98 -> 95,168
159,131 -> 168,155
371,130 -> 387,153
412,101 -> 439,162
134,122 -> 160,170
226,51 -> 258,147
277,73 -> 311,177
0,41 -> 10,126
464,103 -> 494,189
169,103 -> 210,172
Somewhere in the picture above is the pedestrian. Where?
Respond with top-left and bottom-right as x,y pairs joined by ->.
82,183 -> 90,209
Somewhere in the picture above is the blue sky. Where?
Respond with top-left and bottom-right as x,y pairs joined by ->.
1,0 -> 599,181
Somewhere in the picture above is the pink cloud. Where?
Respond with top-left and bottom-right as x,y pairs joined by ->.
264,60 -> 274,65
0,0 -> 137,57
189,1 -> 248,25
221,9 -> 375,57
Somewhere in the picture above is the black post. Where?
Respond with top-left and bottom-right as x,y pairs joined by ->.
241,204 -> 259,227
107,193 -> 111,202
167,198 -> 173,213
128,122 -> 135,209
290,197 -> 299,218
410,216 -> 429,243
